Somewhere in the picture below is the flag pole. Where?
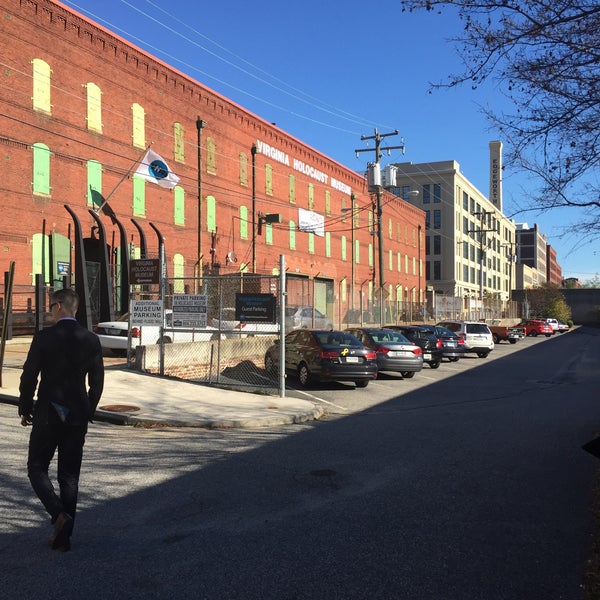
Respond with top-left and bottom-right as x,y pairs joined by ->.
94,145 -> 152,213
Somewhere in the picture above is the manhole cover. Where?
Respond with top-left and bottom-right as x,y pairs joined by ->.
99,404 -> 140,413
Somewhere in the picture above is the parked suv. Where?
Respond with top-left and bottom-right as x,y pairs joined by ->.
517,319 -> 553,337
435,320 -> 494,358
285,305 -> 333,331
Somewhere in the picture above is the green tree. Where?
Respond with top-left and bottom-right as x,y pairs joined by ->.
400,0 -> 600,238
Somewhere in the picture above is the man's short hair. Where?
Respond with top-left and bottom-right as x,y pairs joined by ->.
51,288 -> 79,313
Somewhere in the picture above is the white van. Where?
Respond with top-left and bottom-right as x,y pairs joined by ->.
435,320 -> 495,358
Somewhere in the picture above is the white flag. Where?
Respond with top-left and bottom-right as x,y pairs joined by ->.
134,149 -> 180,190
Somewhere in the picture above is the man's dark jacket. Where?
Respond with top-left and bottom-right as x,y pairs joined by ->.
19,319 -> 104,425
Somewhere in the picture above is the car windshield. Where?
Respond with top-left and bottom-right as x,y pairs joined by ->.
316,332 -> 362,347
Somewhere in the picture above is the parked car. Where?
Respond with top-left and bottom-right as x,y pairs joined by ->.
517,319 -> 553,337
386,325 -> 443,368
284,305 -> 333,331
264,329 -> 377,388
431,325 -> 466,361
210,307 -> 280,337
557,321 -> 571,333
545,318 -> 559,333
435,320 -> 494,358
94,310 -> 220,355
345,327 -> 423,378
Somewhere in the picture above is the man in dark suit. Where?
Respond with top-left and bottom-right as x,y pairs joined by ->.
19,288 -> 104,552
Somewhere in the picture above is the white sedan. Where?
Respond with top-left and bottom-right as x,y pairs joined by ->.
93,310 -> 221,355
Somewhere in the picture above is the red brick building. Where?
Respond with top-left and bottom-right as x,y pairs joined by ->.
0,0 -> 424,323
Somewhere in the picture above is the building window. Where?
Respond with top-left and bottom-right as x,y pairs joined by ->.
433,260 -> 441,280
463,264 -> 469,282
265,223 -> 273,245
463,191 -> 468,211
433,183 -> 441,203
174,186 -> 184,225
174,123 -> 185,163
132,175 -> 145,216
433,235 -> 441,255
388,249 -> 393,271
368,243 -> 373,267
397,252 -> 401,272
239,206 -> 248,240
86,82 -> 102,133
87,160 -> 102,207
206,137 -> 216,174
206,195 -> 216,232
341,235 -> 347,261
308,232 -> 315,254
425,236 -> 430,254
265,164 -> 273,195
388,218 -> 393,239
239,152 -> 248,186
308,183 -> 314,210
132,103 -> 145,148
355,240 -> 360,264
433,209 -> 441,229
426,261 -> 431,280
289,174 -> 296,204
289,221 -> 296,250
425,210 -> 431,229
422,184 -> 430,204
173,254 -> 185,292
32,142 -> 51,196
325,191 -> 331,215
325,232 -> 331,258
32,58 -> 51,114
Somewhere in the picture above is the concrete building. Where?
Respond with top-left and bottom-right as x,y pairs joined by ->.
388,148 -> 517,319
515,223 -> 548,286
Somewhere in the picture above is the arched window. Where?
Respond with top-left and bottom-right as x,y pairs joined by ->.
132,103 -> 145,148
174,123 -> 185,162
86,82 -> 102,133
32,58 -> 51,113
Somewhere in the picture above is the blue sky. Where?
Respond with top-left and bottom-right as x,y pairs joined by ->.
60,0 -> 599,281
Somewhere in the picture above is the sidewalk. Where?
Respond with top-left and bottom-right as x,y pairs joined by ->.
0,338 -> 324,428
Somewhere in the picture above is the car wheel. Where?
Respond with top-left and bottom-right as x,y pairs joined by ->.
297,362 -> 312,387
492,333 -> 500,344
509,339 -> 517,344
401,371 -> 416,378
530,330 -> 538,337
429,361 -> 441,369
448,357 -> 459,362
355,380 -> 369,388
477,352 -> 489,358
545,334 -> 552,337
264,353 -> 276,374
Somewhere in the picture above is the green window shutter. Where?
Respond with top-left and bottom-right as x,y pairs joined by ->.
173,253 -> 185,292
174,186 -> 185,225
355,240 -> 360,265
32,58 -> 51,113
289,175 -> 295,204
265,164 -> 273,195
308,232 -> 314,254
368,243 -> 373,267
174,123 -> 185,163
32,142 -> 51,195
31,233 -> 49,285
308,183 -> 314,210
239,152 -> 248,186
388,249 -> 393,270
325,190 -> 331,215
86,82 -> 102,133
240,206 -> 248,239
266,223 -> 273,245
341,235 -> 347,261
206,137 -> 216,174
132,103 -> 145,148
289,221 -> 296,250
206,195 -> 216,232
132,174 -> 145,216
87,160 -> 102,206
325,232 -> 331,258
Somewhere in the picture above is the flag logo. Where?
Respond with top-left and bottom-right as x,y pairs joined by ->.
135,149 -> 180,189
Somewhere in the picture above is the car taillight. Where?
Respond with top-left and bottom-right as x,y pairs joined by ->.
436,338 -> 443,349
412,347 -> 422,356
458,332 -> 467,340
321,350 -> 340,359
374,345 -> 389,355
365,351 -> 377,360
131,327 -> 141,339
92,325 -> 99,333
457,338 -> 465,345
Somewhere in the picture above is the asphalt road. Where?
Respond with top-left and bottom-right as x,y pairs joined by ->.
1,327 -> 599,599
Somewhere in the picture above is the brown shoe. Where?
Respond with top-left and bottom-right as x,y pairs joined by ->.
49,512 -> 73,551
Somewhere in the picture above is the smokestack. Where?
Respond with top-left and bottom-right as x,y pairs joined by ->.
489,140 -> 503,211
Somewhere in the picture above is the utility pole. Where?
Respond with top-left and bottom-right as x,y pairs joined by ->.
355,129 -> 405,326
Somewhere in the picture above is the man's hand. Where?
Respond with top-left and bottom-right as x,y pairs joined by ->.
20,414 -> 33,426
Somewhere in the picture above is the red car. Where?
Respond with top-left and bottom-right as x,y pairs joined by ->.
518,319 -> 553,337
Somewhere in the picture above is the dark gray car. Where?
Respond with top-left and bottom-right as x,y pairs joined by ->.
346,327 -> 424,378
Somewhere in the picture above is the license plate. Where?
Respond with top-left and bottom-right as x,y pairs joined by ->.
388,351 -> 400,357
423,353 -> 431,360
345,356 -> 359,363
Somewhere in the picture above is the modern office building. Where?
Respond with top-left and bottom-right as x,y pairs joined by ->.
515,223 -> 548,287
388,143 -> 518,318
